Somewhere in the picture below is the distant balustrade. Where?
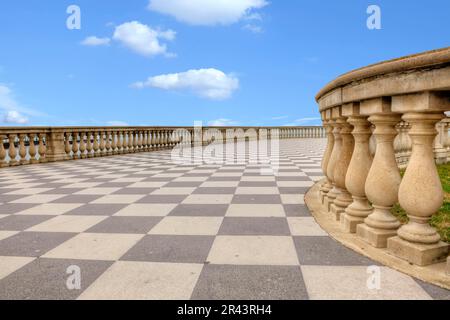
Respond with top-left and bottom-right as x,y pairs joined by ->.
0,126 -> 325,167
316,47 -> 450,267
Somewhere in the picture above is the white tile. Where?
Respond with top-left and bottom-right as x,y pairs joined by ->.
78,261 -> 203,300
301,266 -> 432,300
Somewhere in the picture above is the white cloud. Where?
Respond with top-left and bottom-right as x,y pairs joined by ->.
295,117 -> 321,123
3,110 -> 28,124
243,24 -> 263,33
0,84 -> 44,124
107,121 -> 129,126
81,36 -> 111,46
113,21 -> 175,57
208,119 -> 240,126
132,68 -> 239,100
272,116 -> 289,120
148,0 -> 268,26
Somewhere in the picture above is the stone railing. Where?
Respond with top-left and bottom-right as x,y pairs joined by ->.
0,126 -> 325,167
316,47 -> 450,268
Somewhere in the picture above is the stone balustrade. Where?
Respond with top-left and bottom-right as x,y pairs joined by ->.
0,126 -> 325,167
316,47 -> 450,267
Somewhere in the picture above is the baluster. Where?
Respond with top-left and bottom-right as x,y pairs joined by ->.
29,133 -> 38,164
388,110 -> 449,266
0,134 -> 7,167
117,131 -> 124,154
65,132 -> 72,159
8,134 -> 18,166
356,111 -> 402,248
19,134 -> 28,165
138,131 -> 143,152
341,112 -> 374,233
38,133 -> 47,163
325,109 -> 343,212
86,132 -> 93,158
105,131 -> 112,156
99,131 -> 106,156
72,131 -> 80,159
79,132 -> 87,159
93,132 -> 100,157
320,116 -> 335,204
132,131 -> 137,152
111,131 -> 117,154
330,116 -> 355,221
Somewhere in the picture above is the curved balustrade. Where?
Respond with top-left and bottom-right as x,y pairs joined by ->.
316,47 -> 450,267
0,126 -> 325,167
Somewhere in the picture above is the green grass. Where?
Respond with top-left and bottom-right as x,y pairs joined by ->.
391,163 -> 450,243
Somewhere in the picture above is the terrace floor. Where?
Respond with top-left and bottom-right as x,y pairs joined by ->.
0,139 -> 448,300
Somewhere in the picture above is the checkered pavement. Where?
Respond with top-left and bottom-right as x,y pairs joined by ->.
0,139 -> 448,300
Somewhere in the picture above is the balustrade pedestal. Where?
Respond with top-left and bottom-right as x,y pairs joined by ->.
320,113 -> 335,204
341,109 -> 373,233
330,118 -> 354,221
387,96 -> 449,265
356,106 -> 402,248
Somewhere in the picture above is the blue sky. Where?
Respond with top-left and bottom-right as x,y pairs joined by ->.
0,0 -> 449,127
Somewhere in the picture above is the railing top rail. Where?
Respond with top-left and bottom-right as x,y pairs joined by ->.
0,126 -> 324,132
316,46 -> 450,105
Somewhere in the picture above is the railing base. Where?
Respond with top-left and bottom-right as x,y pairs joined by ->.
305,179 -> 450,290
387,236 -> 449,267
356,224 -> 397,249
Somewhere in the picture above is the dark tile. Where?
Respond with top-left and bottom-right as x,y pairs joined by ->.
169,204 -> 228,217
0,232 -> 76,257
0,203 -> 37,214
95,182 -> 133,188
112,188 -> 157,195
64,204 -> 127,216
238,181 -> 278,187
164,182 -> 203,188
50,195 -> 103,203
193,188 -> 236,195
191,265 -> 309,300
41,188 -> 84,195
232,195 -> 282,204
276,176 -> 312,181
0,189 -> 22,195
207,177 -> 241,181
414,279 -> 450,300
0,215 -> 53,231
121,235 -> 214,263
293,236 -> 376,266
284,205 -> 311,217
278,187 -> 310,195
219,217 -> 290,236
86,216 -> 162,234
137,195 -> 188,204
0,258 -> 113,300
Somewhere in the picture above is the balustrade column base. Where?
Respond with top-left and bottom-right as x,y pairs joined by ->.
356,224 -> 398,248
320,181 -> 332,205
387,236 -> 449,266
330,190 -> 352,221
325,187 -> 339,213
20,160 -> 30,165
341,214 -> 366,234
30,159 -> 39,165
341,197 -> 373,233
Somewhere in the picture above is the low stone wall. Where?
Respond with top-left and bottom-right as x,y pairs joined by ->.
0,126 -> 326,167
316,47 -> 450,274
